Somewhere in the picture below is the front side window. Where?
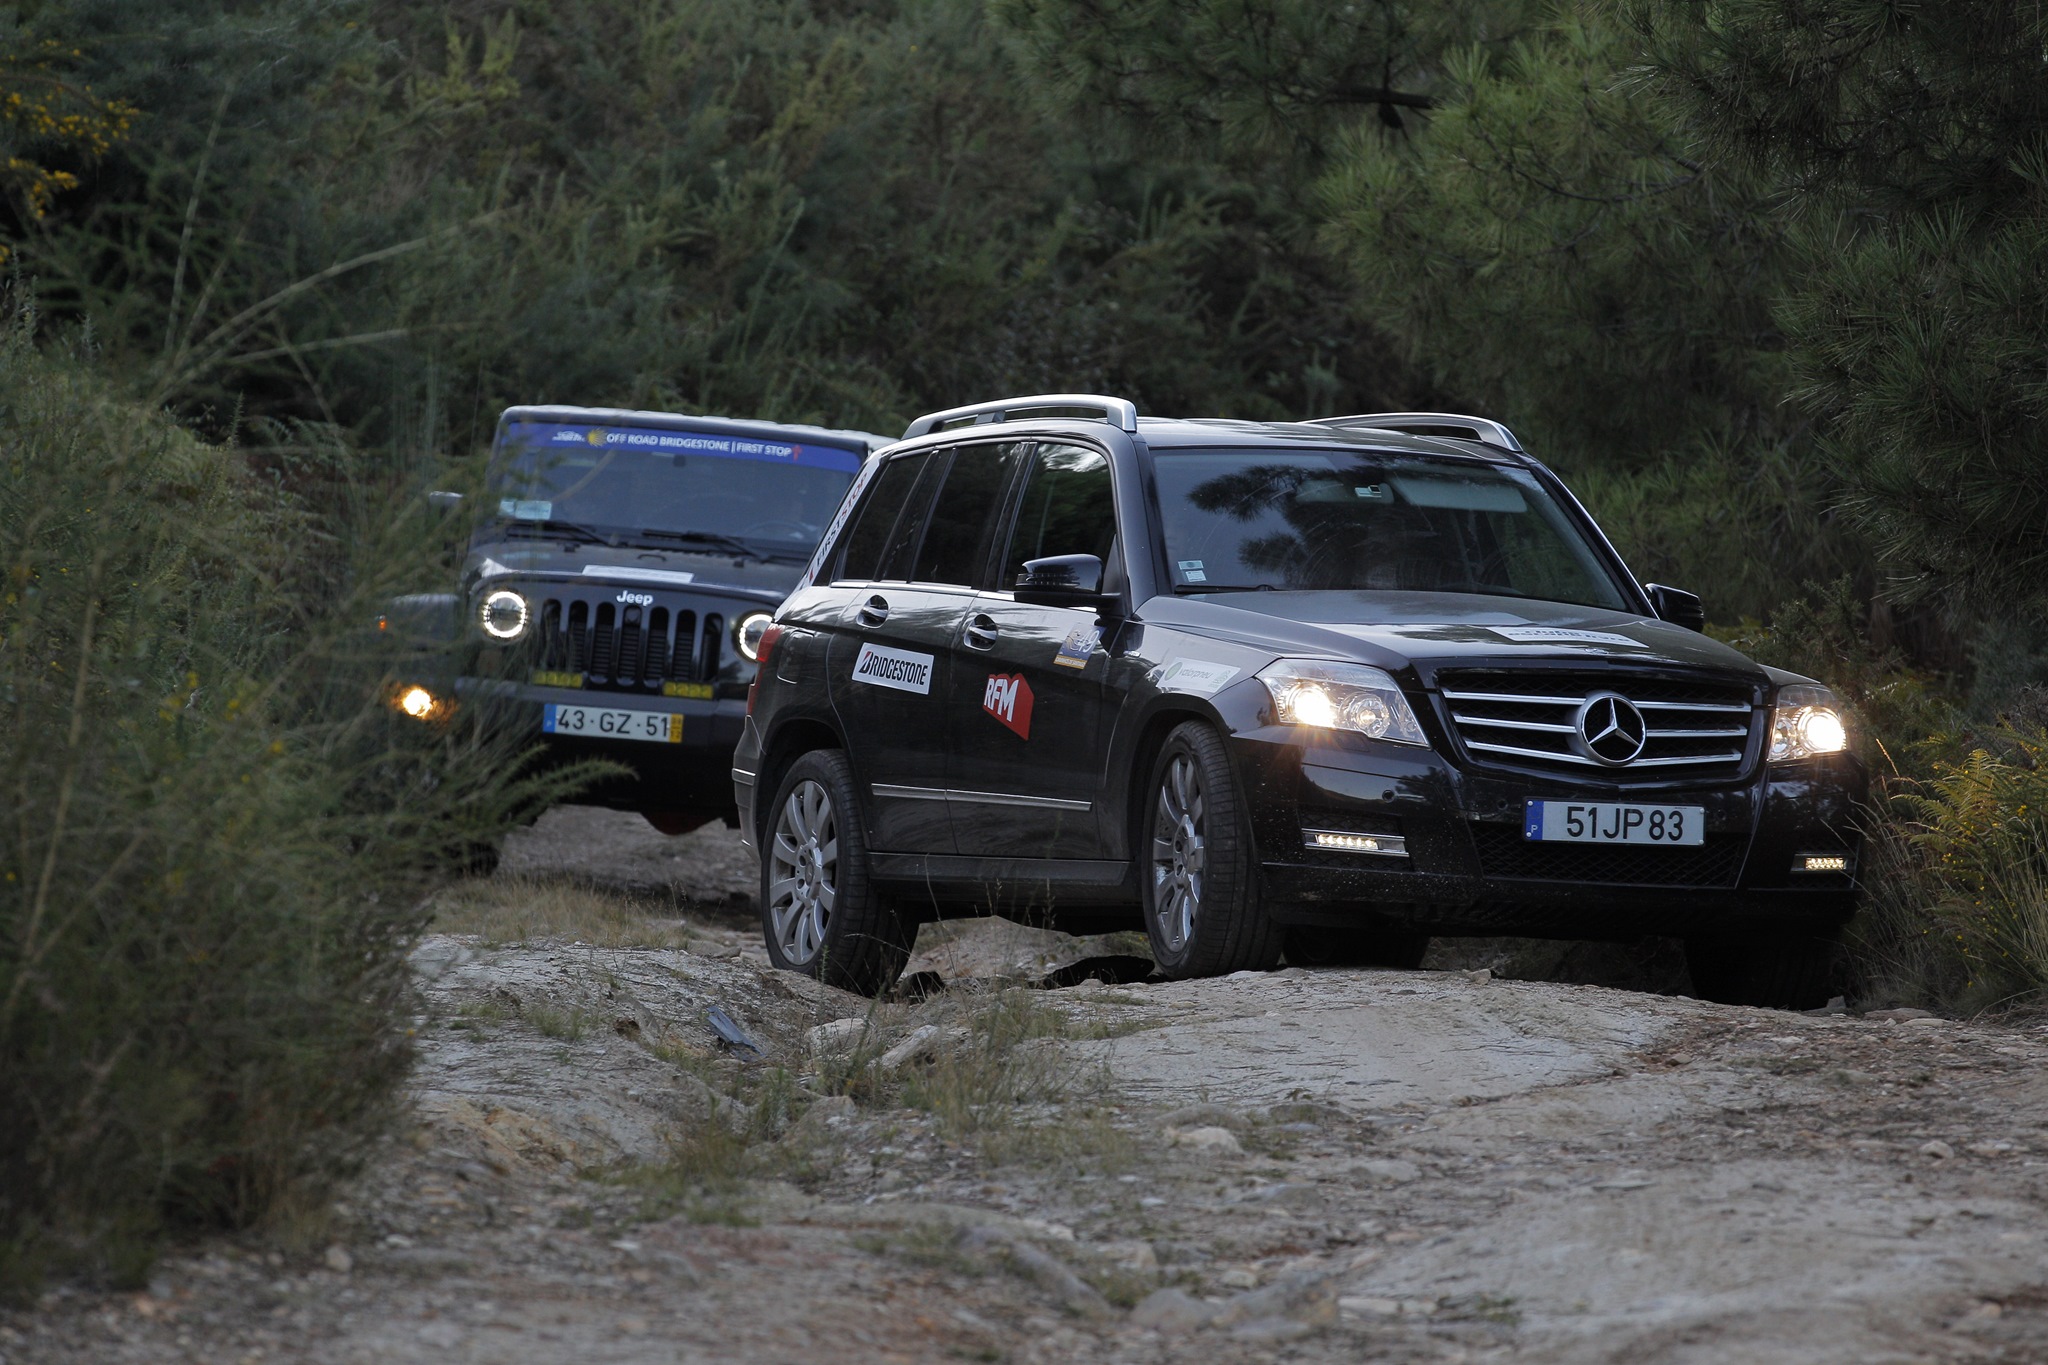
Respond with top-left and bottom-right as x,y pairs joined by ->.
1151,448 -> 1630,610
491,421 -> 862,557
833,451 -> 939,582
912,443 -> 1026,586
1003,443 -> 1117,586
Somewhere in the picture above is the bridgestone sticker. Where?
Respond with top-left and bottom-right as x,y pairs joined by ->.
1157,658 -> 1240,695
1489,626 -> 1644,648
851,642 -> 934,694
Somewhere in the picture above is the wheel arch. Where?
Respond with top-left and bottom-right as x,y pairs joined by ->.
755,714 -> 845,848
1120,701 -> 1230,870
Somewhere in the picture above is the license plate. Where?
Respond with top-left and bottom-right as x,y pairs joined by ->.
1524,799 -> 1703,846
542,703 -> 682,744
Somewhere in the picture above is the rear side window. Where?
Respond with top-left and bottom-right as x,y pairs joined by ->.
833,451 -> 937,582
1003,443 -> 1117,585
911,443 -> 1026,587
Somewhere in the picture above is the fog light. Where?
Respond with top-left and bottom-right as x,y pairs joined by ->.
395,685 -> 439,720
1793,852 -> 1851,874
1304,829 -> 1409,858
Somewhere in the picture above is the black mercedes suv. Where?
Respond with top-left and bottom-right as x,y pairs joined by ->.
733,395 -> 1864,1007
394,405 -> 886,835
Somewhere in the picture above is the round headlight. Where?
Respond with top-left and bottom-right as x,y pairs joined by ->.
479,589 -> 529,640
735,611 -> 775,662
397,685 -> 437,720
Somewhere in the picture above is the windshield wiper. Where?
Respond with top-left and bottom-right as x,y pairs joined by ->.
1172,583 -> 1280,594
635,529 -> 772,560
501,517 -> 611,545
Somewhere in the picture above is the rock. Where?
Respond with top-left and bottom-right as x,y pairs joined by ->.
1238,1182 -> 1323,1210
1967,1140 -> 2017,1157
878,1025 -> 944,1071
1211,1264 -> 1343,1328
806,1017 -> 870,1056
1803,996 -> 1849,1017
416,1321 -> 465,1349
410,938 -> 475,981
958,1227 -> 1111,1319
1905,1015 -> 1949,1027
1919,1140 -> 1955,1160
1230,1315 -> 1318,1342
322,1246 -> 352,1275
1098,1240 -> 1158,1271
1067,977 -> 1107,995
1220,1268 -> 1259,1289
1340,1296 -> 1402,1318
1463,968 -> 1492,984
782,1094 -> 856,1146
1157,1103 -> 1249,1131
1866,1007 -> 1935,1022
1167,1126 -> 1244,1155
1347,1158 -> 1421,1185
1130,1288 -> 1218,1333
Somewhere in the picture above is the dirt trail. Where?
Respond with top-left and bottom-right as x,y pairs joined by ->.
7,810 -> 2046,1365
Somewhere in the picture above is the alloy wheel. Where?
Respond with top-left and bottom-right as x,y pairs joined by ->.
1150,751 -> 1206,953
767,778 -> 838,964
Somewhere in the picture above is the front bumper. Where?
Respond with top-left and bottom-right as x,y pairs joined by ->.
456,677 -> 747,815
1233,726 -> 1865,940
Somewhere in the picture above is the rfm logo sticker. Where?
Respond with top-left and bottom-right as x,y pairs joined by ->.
982,673 -> 1033,740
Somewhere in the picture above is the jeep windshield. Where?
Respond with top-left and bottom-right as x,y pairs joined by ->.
1151,448 -> 1632,611
488,420 -> 862,558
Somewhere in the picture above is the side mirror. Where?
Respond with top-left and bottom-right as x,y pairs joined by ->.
426,490 -> 465,513
1014,554 -> 1112,611
1645,583 -> 1705,633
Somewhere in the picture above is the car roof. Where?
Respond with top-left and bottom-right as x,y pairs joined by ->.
500,404 -> 894,454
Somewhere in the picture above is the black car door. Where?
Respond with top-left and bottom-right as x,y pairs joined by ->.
821,448 -> 962,853
944,440 -> 1121,860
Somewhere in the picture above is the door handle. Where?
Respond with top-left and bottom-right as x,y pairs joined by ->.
858,594 -> 890,627
963,613 -> 998,650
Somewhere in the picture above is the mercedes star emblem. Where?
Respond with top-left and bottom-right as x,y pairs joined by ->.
1575,691 -> 1648,765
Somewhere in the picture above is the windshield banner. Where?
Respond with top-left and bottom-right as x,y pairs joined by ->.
501,422 -> 863,474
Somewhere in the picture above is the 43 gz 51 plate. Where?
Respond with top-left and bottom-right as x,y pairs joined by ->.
542,703 -> 682,744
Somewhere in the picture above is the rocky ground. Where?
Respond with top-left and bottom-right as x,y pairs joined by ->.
7,808 -> 2047,1365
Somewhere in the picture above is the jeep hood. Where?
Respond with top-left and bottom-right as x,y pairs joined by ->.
462,537 -> 802,601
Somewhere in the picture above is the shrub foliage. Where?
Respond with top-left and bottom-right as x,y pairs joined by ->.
0,321 -> 559,1295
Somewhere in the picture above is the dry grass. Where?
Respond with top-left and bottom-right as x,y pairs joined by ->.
430,875 -> 694,948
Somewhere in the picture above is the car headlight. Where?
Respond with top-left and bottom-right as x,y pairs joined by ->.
1257,659 -> 1427,745
1769,683 -> 1850,761
734,611 -> 774,662
479,589 -> 529,641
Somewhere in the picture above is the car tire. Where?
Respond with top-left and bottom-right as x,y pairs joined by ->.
1684,932 -> 1844,1010
1141,720 -> 1282,979
1284,922 -> 1430,970
759,749 -> 911,997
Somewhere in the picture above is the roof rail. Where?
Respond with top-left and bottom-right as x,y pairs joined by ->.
1307,411 -> 1525,454
904,393 -> 1139,440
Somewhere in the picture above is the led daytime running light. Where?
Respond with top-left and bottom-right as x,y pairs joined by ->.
480,588 -> 530,641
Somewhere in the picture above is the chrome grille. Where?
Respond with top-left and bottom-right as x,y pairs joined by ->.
1437,671 -> 1756,779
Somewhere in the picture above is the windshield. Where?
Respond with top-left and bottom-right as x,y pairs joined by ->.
489,420 -> 862,554
1152,448 -> 1631,610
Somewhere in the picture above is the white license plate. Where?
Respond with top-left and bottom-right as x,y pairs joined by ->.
1524,799 -> 1703,846
542,703 -> 682,744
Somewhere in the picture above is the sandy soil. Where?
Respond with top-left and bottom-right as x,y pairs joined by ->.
7,809 -> 2046,1365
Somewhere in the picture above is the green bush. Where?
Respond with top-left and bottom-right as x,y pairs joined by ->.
0,319 -> 564,1297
